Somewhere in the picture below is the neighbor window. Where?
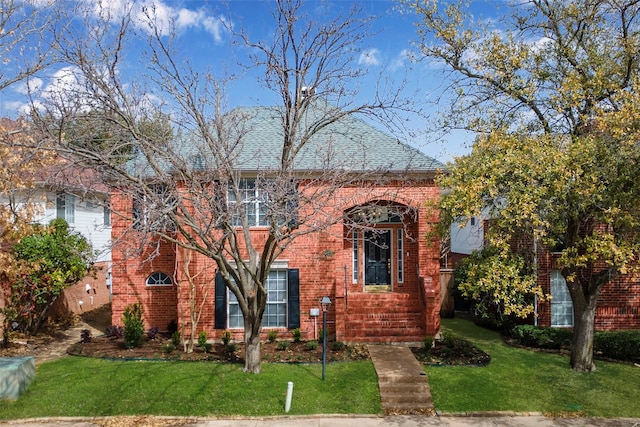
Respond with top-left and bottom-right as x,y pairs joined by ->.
228,270 -> 288,328
146,272 -> 173,286
56,193 -> 76,224
550,270 -> 573,327
103,205 -> 111,227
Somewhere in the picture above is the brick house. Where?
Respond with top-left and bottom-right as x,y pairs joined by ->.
450,219 -> 640,330
109,105 -> 444,343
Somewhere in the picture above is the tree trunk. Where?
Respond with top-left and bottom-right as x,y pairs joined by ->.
569,293 -> 597,372
243,314 -> 262,374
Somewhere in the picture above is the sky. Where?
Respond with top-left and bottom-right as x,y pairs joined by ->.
0,0 -> 502,163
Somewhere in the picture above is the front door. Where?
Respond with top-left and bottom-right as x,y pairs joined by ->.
365,230 -> 391,290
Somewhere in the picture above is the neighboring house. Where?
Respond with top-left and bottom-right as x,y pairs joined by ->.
110,105 -> 444,343
449,220 -> 640,330
0,118 -> 112,320
35,177 -> 112,317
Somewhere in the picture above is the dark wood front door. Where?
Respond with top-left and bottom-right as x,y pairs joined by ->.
365,230 -> 391,288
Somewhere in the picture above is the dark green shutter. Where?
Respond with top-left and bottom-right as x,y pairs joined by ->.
287,269 -> 300,329
214,272 -> 227,329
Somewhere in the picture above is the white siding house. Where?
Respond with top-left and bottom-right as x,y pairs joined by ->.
450,216 -> 484,256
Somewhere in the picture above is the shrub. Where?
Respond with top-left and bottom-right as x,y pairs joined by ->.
167,320 -> 178,334
292,328 -> 302,343
267,330 -> 278,343
80,329 -> 92,344
105,325 -> 123,338
594,330 -> 640,362
162,342 -> 175,353
277,340 -> 290,351
305,340 -> 319,350
221,330 -> 232,346
122,302 -> 144,349
171,331 -> 182,347
226,343 -> 237,353
332,341 -> 346,351
511,325 -> 572,349
423,337 -> 434,350
198,331 -> 208,348
147,326 -> 159,340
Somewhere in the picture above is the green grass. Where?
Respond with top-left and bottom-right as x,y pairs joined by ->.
0,359 -> 380,419
427,318 -> 640,417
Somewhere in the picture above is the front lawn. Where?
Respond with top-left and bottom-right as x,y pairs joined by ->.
0,358 -> 380,419
427,318 -> 640,417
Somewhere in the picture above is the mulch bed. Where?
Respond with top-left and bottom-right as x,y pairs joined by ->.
67,333 -> 370,363
411,338 -> 491,366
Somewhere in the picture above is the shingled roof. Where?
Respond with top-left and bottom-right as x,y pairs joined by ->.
130,101 -> 443,177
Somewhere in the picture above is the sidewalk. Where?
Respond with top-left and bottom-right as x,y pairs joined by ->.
5,414 -> 640,426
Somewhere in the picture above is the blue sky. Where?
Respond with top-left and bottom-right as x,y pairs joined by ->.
0,0 -> 502,163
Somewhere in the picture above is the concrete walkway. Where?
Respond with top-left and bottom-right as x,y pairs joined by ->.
368,344 -> 434,415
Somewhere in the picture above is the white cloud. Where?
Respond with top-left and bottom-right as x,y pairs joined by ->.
86,0 -> 228,43
13,77 -> 43,95
358,48 -> 381,66
389,49 -> 413,71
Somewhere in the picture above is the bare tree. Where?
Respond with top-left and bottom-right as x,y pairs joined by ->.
0,0 -> 60,93
37,0 -> 424,373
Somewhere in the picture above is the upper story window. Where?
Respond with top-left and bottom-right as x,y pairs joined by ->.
227,178 -> 298,228
133,184 -> 176,231
228,178 -> 268,227
146,272 -> 173,286
103,205 -> 111,227
56,193 -> 75,224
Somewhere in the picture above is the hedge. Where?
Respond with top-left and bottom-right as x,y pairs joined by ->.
510,325 -> 640,363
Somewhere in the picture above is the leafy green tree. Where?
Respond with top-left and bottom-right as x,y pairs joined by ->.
7,218 -> 94,334
411,0 -> 640,371
455,246 -> 540,329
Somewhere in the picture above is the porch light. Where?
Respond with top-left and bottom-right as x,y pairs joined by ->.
320,296 -> 331,380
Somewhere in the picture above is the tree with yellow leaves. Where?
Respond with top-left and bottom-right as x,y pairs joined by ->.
410,0 -> 640,371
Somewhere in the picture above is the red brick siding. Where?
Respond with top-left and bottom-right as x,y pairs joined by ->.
537,251 -> 640,330
110,180 -> 441,342
49,261 -> 112,319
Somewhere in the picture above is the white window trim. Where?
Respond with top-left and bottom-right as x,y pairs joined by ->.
146,272 -> 173,286
550,270 -> 573,327
227,263 -> 289,329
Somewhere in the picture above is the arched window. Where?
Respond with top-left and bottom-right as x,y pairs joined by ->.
146,272 -> 173,286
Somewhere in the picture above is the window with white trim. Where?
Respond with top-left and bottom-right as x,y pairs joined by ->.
228,178 -> 268,227
352,230 -> 359,283
56,193 -> 75,224
103,205 -> 111,226
550,270 -> 573,327
397,229 -> 404,283
133,185 -> 176,231
146,272 -> 173,286
228,270 -> 288,328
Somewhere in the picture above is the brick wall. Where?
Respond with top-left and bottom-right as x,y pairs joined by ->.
537,251 -> 640,330
110,179 -> 442,342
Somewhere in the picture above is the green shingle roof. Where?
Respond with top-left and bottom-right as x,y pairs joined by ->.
130,101 -> 443,176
